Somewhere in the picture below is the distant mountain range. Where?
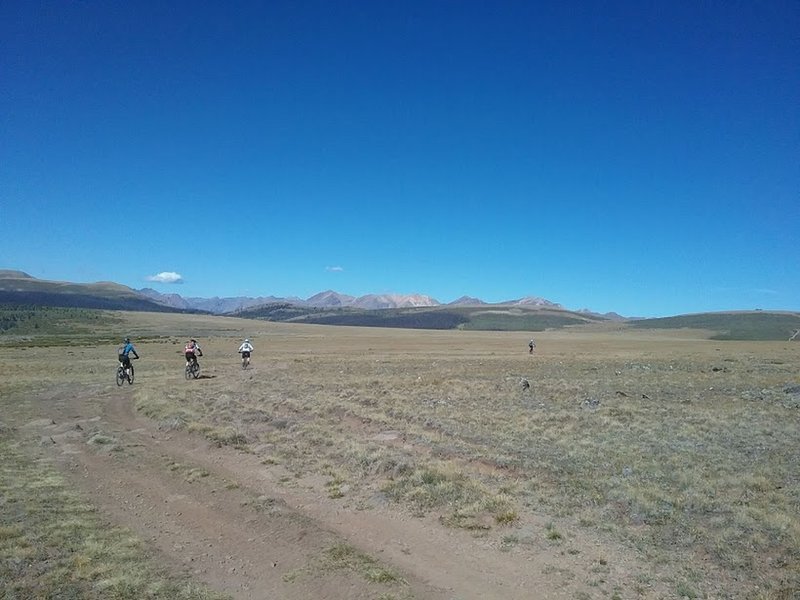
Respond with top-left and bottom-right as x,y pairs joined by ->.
0,269 -> 623,319
137,286 -> 581,314
3,270 -> 799,339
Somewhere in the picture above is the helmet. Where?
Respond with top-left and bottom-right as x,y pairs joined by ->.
244,338 -> 250,343
124,337 -> 130,343
190,339 -> 197,343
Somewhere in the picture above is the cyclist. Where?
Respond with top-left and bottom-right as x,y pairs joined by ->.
184,338 -> 203,368
528,339 -> 536,354
118,337 -> 140,377
238,338 -> 254,367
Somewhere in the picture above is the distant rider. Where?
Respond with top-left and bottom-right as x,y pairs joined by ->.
118,337 -> 140,375
238,338 -> 254,366
185,338 -> 203,367
528,339 -> 536,354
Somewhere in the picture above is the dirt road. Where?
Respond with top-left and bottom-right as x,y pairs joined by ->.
19,381 -> 621,600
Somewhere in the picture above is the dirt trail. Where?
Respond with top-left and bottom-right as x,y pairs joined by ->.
23,383 -> 621,600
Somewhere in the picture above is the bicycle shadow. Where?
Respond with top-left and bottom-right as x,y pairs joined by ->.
196,374 -> 217,379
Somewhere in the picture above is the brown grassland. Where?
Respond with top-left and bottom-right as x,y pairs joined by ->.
1,309 -> 799,599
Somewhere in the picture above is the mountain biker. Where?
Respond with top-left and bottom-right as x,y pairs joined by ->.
118,337 -> 140,375
238,338 -> 254,366
184,338 -> 203,367
528,339 -> 536,354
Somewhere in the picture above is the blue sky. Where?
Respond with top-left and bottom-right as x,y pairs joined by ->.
1,1 -> 798,317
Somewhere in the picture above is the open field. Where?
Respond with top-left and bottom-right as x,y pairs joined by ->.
1,309 -> 799,599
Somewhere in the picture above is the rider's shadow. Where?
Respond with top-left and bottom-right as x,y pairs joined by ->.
196,374 -> 217,379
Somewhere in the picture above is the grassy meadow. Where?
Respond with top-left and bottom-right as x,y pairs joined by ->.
1,307 -> 799,599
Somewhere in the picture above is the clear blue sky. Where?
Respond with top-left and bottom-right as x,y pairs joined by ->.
1,1 -> 798,317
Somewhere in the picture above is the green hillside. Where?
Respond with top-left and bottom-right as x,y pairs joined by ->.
0,275 -> 140,297
235,303 -> 605,331
0,273 -> 192,313
629,311 -> 800,341
0,305 -> 122,346
456,308 -> 596,331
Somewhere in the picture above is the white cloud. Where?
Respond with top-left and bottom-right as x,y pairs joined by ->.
325,266 -> 344,272
146,271 -> 184,284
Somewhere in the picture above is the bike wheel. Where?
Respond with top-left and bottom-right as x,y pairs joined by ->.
185,364 -> 192,380
192,362 -> 200,379
127,368 -> 134,385
116,367 -> 125,386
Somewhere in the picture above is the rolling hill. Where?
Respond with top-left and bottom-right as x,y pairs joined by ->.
629,311 -> 800,341
0,272 -> 194,313
234,303 -> 606,331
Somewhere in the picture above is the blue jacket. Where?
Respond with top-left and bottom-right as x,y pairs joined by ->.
119,342 -> 138,358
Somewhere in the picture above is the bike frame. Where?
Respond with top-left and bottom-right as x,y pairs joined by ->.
185,357 -> 200,380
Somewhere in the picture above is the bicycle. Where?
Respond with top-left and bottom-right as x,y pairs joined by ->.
239,351 -> 251,370
185,358 -> 200,380
116,356 -> 137,386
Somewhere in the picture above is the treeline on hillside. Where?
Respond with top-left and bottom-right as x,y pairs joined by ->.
0,291 -> 202,313
300,310 -> 469,329
235,303 -> 603,331
0,305 -> 116,334
0,291 -> 163,312
235,303 -> 470,329
234,303 -> 319,320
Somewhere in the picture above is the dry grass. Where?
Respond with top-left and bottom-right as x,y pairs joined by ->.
2,311 -> 799,598
281,542 -> 409,596
0,419 -> 230,600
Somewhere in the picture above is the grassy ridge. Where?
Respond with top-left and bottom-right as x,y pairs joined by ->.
631,312 -> 800,341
